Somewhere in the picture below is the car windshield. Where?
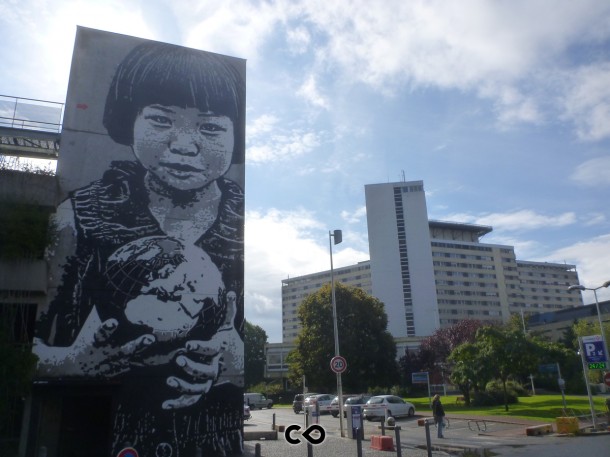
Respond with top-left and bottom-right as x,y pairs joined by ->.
368,397 -> 384,404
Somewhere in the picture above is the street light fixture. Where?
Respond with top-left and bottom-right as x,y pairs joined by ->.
329,229 -> 344,437
567,280 -> 610,370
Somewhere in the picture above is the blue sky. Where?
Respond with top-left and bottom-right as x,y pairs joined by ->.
2,0 -> 610,342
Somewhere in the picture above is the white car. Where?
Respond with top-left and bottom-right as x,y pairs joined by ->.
362,395 -> 415,421
303,394 -> 334,413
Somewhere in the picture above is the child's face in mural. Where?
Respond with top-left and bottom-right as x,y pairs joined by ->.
132,105 -> 234,191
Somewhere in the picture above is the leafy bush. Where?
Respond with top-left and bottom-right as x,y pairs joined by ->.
471,390 -> 515,406
389,384 -> 410,397
470,380 -> 523,406
486,379 -> 528,397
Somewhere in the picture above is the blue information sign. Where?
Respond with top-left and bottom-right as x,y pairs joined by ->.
412,372 -> 428,384
582,335 -> 607,364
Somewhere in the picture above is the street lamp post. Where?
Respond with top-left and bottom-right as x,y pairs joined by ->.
329,229 -> 344,437
568,280 -> 610,370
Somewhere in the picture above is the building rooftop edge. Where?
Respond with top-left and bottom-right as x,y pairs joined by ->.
428,219 -> 493,236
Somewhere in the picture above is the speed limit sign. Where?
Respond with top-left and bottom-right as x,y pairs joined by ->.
330,356 -> 347,374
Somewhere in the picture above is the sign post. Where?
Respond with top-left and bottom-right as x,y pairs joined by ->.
578,336 -> 600,430
412,372 -> 431,404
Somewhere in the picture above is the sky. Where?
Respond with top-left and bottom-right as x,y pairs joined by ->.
2,0 -> 610,343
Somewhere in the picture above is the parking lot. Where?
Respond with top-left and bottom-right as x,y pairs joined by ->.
243,407 -> 610,457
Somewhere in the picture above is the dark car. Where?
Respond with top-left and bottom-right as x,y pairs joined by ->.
293,394 -> 304,414
293,393 -> 318,414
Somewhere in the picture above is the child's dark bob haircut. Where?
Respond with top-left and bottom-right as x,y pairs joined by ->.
103,41 -> 245,163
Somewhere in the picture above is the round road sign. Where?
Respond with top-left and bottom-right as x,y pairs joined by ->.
330,355 -> 347,374
117,447 -> 139,457
604,372 -> 610,388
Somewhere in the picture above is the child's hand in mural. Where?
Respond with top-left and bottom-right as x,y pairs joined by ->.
34,308 -> 156,377
162,292 -> 244,410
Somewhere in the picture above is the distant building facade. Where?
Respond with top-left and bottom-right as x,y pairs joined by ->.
528,299 -> 610,341
281,261 -> 371,342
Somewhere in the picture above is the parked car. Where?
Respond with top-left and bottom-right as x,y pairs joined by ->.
328,395 -> 355,417
292,393 -> 319,414
362,395 -> 415,421
244,392 -> 273,409
328,394 -> 358,417
303,394 -> 334,413
243,403 -> 251,421
341,394 -> 373,418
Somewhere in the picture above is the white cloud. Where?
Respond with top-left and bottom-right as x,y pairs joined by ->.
296,0 -> 610,136
247,130 -> 322,163
0,0 -> 156,101
297,74 -> 329,109
545,234 -> 610,302
561,63 -> 610,142
248,114 -> 279,138
244,207 -> 368,341
447,209 -> 577,232
175,0 -> 283,62
341,206 -> 367,224
570,157 -> 610,187
286,26 -> 311,54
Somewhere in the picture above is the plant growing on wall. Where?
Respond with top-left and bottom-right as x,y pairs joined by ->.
0,200 -> 54,260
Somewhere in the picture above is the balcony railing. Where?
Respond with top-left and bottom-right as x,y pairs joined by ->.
0,95 -> 63,133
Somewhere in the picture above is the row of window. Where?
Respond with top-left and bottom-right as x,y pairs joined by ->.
431,242 -> 493,252
432,252 -> 495,261
436,271 -> 497,279
433,261 -> 496,270
437,289 -> 499,297
439,309 -> 502,316
436,280 -> 498,287
438,299 -> 501,306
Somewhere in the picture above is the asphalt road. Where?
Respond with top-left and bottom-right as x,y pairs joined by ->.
244,406 -> 610,456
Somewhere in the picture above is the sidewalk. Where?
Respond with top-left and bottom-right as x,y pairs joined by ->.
243,433 -> 451,457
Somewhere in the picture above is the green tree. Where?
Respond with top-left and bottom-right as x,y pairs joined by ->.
448,342 -> 493,406
475,325 -> 539,411
244,320 -> 268,388
288,283 -> 398,392
412,319 -> 486,384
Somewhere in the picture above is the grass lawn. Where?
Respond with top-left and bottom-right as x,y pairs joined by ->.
409,394 -> 610,422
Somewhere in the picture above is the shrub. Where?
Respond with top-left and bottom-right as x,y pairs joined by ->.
389,385 -> 410,397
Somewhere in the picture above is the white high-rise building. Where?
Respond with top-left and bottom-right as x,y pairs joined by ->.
365,181 -> 439,337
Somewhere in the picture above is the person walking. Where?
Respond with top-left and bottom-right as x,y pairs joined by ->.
432,394 -> 446,438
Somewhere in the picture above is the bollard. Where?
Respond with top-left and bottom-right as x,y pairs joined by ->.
356,427 -> 363,457
195,447 -> 202,457
380,420 -> 385,436
307,442 -> 313,457
255,443 -> 261,457
424,419 -> 432,457
272,412 -> 276,430
394,426 -> 402,457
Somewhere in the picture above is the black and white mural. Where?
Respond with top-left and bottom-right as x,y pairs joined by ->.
33,27 -> 245,456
